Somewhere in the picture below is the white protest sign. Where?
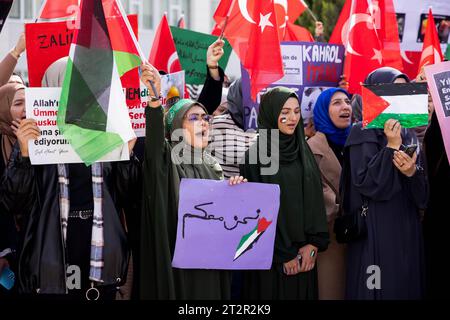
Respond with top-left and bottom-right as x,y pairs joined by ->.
25,87 -> 129,165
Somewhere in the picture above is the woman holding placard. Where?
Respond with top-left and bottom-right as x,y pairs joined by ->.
140,61 -> 246,300
239,86 -> 329,300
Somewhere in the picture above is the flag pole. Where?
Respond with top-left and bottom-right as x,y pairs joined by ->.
218,0 -> 236,40
115,0 -> 159,96
35,0 -> 48,22
305,6 -> 318,23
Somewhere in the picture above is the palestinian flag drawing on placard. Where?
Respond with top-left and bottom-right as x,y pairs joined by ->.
234,217 -> 272,261
361,83 -> 429,129
57,0 -> 135,165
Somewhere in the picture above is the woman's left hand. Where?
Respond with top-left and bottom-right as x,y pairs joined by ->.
393,150 -> 417,177
298,244 -> 318,273
228,176 -> 248,186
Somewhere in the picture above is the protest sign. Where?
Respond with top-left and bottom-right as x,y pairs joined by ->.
171,26 -> 232,85
425,61 -> 450,165
172,179 -> 280,270
242,42 -> 344,130
25,87 -> 129,165
25,15 -> 138,87
128,70 -> 185,137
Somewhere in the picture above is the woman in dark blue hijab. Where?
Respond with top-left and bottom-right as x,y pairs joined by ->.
308,87 -> 352,299
313,88 -> 352,164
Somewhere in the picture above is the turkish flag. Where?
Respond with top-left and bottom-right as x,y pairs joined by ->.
287,0 -> 308,21
214,0 -> 283,100
177,15 -> 186,29
211,23 -> 221,36
330,0 -> 403,94
418,8 -> 443,75
283,21 -> 313,42
149,15 -> 182,74
274,0 -> 311,41
38,0 -> 79,19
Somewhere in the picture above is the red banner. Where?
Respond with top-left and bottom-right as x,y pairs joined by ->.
26,14 -> 138,87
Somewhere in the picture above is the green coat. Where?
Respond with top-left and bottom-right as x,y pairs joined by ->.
140,106 -> 231,300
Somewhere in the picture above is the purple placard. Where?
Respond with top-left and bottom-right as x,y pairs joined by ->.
242,42 -> 345,130
172,179 -> 280,270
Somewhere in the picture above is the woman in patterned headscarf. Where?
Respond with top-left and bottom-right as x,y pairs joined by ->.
139,62 -> 246,300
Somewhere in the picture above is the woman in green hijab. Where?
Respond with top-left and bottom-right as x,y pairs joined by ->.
240,87 -> 329,299
139,63 -> 245,300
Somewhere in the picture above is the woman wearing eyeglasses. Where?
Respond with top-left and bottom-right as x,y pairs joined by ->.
306,88 -> 352,300
139,62 -> 245,300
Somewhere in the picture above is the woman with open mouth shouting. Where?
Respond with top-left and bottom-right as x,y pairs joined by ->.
307,88 -> 353,300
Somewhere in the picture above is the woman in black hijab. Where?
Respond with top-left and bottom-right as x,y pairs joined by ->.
342,67 -> 428,299
240,87 -> 329,299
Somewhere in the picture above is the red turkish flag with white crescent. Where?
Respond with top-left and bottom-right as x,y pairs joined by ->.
417,8 -> 443,75
212,0 -> 310,41
330,0 -> 403,94
214,0 -> 284,100
282,21 -> 313,41
149,15 -> 182,74
274,0 -> 312,41
38,0 -> 79,19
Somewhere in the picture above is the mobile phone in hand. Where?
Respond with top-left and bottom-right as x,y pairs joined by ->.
0,266 -> 15,290
402,144 -> 418,157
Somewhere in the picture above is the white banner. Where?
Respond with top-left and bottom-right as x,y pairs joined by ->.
25,88 -> 129,165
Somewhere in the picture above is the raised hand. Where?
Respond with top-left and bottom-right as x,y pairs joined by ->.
140,62 -> 161,107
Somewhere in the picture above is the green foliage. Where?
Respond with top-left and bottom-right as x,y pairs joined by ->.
297,0 -> 346,41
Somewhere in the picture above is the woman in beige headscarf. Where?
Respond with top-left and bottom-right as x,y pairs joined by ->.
0,82 -> 25,170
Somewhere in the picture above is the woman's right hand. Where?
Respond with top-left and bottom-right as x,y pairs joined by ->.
11,119 -> 40,157
384,119 -> 402,150
140,62 -> 161,107
15,33 -> 26,55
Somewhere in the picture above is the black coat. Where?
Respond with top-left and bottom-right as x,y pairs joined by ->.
0,145 -> 140,294
342,123 -> 428,299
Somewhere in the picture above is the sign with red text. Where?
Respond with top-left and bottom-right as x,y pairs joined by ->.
25,88 -> 129,165
242,42 -> 345,130
131,70 -> 185,137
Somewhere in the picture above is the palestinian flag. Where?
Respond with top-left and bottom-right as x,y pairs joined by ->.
234,217 -> 272,261
361,83 -> 429,129
57,0 -> 135,165
103,0 -> 141,77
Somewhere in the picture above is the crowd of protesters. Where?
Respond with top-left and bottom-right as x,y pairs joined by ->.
0,23 -> 449,301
